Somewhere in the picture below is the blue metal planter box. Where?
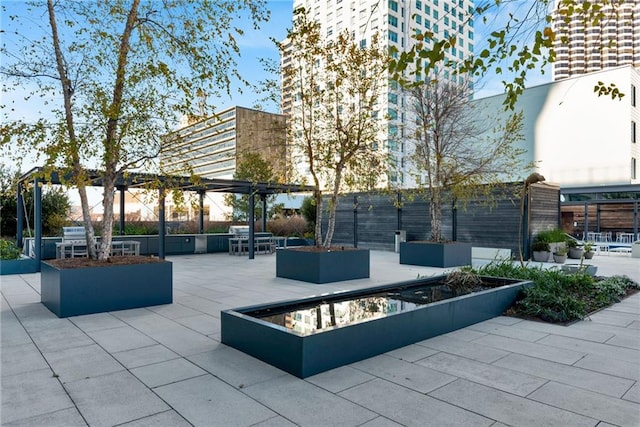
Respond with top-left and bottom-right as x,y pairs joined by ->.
276,248 -> 370,284
222,275 -> 531,378
400,241 -> 472,268
0,258 -> 38,275
41,260 -> 172,318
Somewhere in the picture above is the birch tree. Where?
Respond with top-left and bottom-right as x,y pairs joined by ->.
1,0 -> 268,259
281,9 -> 389,247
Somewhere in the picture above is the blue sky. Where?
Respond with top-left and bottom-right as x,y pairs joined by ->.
2,0 -> 550,120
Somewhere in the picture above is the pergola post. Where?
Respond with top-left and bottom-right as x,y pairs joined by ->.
198,191 -> 205,234
118,185 -> 126,235
248,191 -> 255,260
260,194 -> 267,233
353,196 -> 358,248
634,201 -> 638,241
16,181 -> 24,248
34,178 -> 42,270
159,189 -> 166,259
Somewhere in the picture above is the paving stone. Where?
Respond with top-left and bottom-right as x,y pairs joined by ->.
115,312 -> 219,356
154,374 -> 275,426
340,378 -> 493,426
86,325 -> 157,353
417,352 -> 547,396
628,320 -> 640,329
1,369 -> 74,424
0,314 -> 32,347
147,303 -> 202,319
442,327 -> 488,341
69,312 -> 127,332
493,353 -> 634,397
430,378 -> 596,426
64,370 -> 169,427
529,381 -> 640,426
118,410 -> 191,426
573,354 -> 640,381
622,382 -> 640,403
588,310 -> 638,327
605,333 -> 640,350
2,407 -> 86,427
384,343 -> 439,362
473,334 -> 586,365
468,320 -> 549,342
43,343 -> 124,384
1,342 -> 49,377
243,374 -> 378,426
250,415 -> 298,427
29,324 -> 95,353
305,365 -> 375,393
487,316 -> 523,326
112,344 -> 180,369
131,358 -> 207,388
188,346 -> 286,389
537,334 -> 640,364
513,319 -> 614,343
174,313 -> 221,336
351,354 -> 456,394
418,334 -> 511,363
358,416 -> 404,427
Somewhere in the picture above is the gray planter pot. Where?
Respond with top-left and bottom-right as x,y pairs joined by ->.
532,251 -> 551,262
553,254 -> 567,264
568,248 -> 584,259
276,247 -> 369,284
399,241 -> 472,268
222,275 -> 532,378
584,251 -> 595,259
0,258 -> 38,275
41,260 -> 172,318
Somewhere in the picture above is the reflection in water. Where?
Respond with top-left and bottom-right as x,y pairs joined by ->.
254,284 -> 466,335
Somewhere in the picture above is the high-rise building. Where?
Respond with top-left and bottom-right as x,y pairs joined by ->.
282,0 -> 475,187
552,0 -> 640,81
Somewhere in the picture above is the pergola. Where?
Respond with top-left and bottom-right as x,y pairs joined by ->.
17,167 -> 316,266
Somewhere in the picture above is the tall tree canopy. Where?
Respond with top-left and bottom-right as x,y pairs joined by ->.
1,0 -> 268,259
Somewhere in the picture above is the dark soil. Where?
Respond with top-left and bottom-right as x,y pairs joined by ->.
289,246 -> 361,252
46,256 -> 166,269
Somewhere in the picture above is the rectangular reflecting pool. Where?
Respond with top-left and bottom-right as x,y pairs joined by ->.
221,275 -> 531,378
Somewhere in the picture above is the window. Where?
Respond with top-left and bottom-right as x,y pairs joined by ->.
388,108 -> 398,120
425,5 -> 430,14
389,0 -> 398,12
433,23 -> 439,32
632,84 -> 636,107
444,16 -> 449,26
633,120 -> 637,143
360,39 -> 367,48
388,93 -> 398,104
468,30 -> 473,39
416,0 -> 422,10
416,15 -> 422,24
633,158 -> 637,180
388,30 -> 398,42
433,10 -> 439,19
388,14 -> 398,26
444,4 -> 449,12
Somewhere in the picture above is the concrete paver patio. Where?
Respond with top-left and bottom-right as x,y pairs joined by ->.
1,250 -> 639,426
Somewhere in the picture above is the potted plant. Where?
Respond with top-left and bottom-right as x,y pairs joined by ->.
0,239 -> 38,275
531,240 -> 551,262
553,246 -> 568,264
567,239 -> 583,259
583,241 -> 595,259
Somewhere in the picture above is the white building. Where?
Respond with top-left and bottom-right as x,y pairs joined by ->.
283,0 -> 475,188
475,65 -> 640,187
552,0 -> 640,81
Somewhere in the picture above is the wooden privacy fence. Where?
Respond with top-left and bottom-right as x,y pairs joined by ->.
322,183 -> 560,258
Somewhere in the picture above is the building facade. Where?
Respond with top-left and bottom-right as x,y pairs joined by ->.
552,0 -> 640,81
282,0 -> 475,188
160,106 -> 288,220
162,106 -> 287,180
474,65 -> 640,187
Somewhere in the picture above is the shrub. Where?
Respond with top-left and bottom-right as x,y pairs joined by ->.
535,228 -> 567,243
472,260 -> 639,323
0,239 -> 21,260
267,216 -> 308,237
300,196 -> 316,226
531,241 -> 550,252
